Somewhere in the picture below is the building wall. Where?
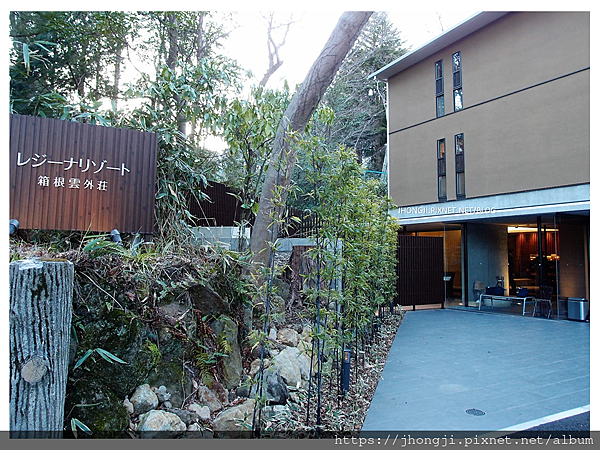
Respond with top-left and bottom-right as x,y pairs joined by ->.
387,12 -> 590,207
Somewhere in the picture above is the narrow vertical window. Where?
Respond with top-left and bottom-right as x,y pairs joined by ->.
452,51 -> 463,111
455,133 -> 465,199
437,139 -> 447,201
435,59 -> 444,117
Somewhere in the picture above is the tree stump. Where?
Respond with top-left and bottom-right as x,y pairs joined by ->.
9,258 -> 74,438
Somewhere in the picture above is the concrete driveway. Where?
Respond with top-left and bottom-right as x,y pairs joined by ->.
362,309 -> 590,433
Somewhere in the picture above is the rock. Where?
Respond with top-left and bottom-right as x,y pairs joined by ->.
249,358 -> 271,378
197,385 -> 222,412
300,325 -> 312,340
138,410 -> 187,439
212,399 -> 255,437
65,378 -> 130,438
250,367 -> 289,405
188,403 -> 211,422
123,397 -> 134,415
130,384 -> 159,415
269,295 -> 286,324
165,408 -> 199,426
163,401 -> 173,409
189,284 -> 229,317
144,355 -> 191,409
210,315 -> 242,389
273,346 -> 312,387
272,277 -> 291,305
261,404 -> 291,422
236,374 -> 256,398
277,328 -> 299,347
268,327 -> 278,341
297,336 -> 312,354
159,302 -> 196,337
251,344 -> 271,360
296,350 -> 311,380
153,385 -> 171,403
185,423 -> 213,439
210,380 -> 228,406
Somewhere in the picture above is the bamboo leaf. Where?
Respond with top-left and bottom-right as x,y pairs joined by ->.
95,348 -> 127,364
71,417 -> 92,438
73,349 -> 94,370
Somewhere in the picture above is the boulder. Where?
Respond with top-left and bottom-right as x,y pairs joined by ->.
65,378 -> 130,438
123,397 -> 134,415
236,375 -> 251,398
188,403 -> 211,422
184,423 -> 214,439
250,367 -> 289,405
197,385 -> 223,413
210,315 -> 242,389
152,385 -> 171,403
249,358 -> 271,379
188,284 -> 229,317
164,408 -> 199,426
212,399 -> 255,437
297,336 -> 312,354
268,327 -> 278,341
210,380 -> 228,406
273,346 -> 311,387
130,384 -> 159,415
138,410 -> 187,439
277,328 -> 300,347
261,404 -> 291,422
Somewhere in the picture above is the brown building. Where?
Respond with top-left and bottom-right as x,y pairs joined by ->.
372,12 -> 590,317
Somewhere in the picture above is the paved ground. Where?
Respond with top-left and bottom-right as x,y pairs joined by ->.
362,308 -> 590,433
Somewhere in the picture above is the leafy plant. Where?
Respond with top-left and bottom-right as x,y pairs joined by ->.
70,417 -> 93,438
74,348 -> 127,370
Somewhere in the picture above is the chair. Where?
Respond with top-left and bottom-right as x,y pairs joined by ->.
473,281 -> 485,307
534,285 -> 553,318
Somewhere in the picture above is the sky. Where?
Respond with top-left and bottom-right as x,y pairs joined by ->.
218,9 -> 479,90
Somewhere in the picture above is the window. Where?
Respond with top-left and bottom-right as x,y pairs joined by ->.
435,60 -> 444,117
437,139 -> 447,201
455,133 -> 465,199
452,52 -> 463,111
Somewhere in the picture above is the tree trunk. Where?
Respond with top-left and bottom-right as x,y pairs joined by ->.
249,11 -> 373,270
9,259 -> 74,438
166,12 -> 187,137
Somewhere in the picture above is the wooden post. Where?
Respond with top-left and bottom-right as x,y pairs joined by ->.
9,258 -> 74,438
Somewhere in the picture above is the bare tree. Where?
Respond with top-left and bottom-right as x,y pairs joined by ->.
259,12 -> 297,87
249,11 -> 373,271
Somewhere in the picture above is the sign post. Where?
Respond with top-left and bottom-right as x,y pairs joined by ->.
9,114 -> 157,234
9,259 -> 74,438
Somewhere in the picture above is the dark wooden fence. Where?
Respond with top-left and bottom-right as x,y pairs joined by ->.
187,185 -> 320,238
394,234 -> 444,309
187,182 -> 242,227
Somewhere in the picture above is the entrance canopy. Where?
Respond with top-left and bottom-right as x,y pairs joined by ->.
390,183 -> 589,227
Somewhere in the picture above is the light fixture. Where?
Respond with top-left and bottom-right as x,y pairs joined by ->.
110,229 -> 122,244
507,226 -> 558,233
9,219 -> 19,235
341,348 -> 351,394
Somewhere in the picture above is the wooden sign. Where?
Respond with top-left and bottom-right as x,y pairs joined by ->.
9,114 -> 158,234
